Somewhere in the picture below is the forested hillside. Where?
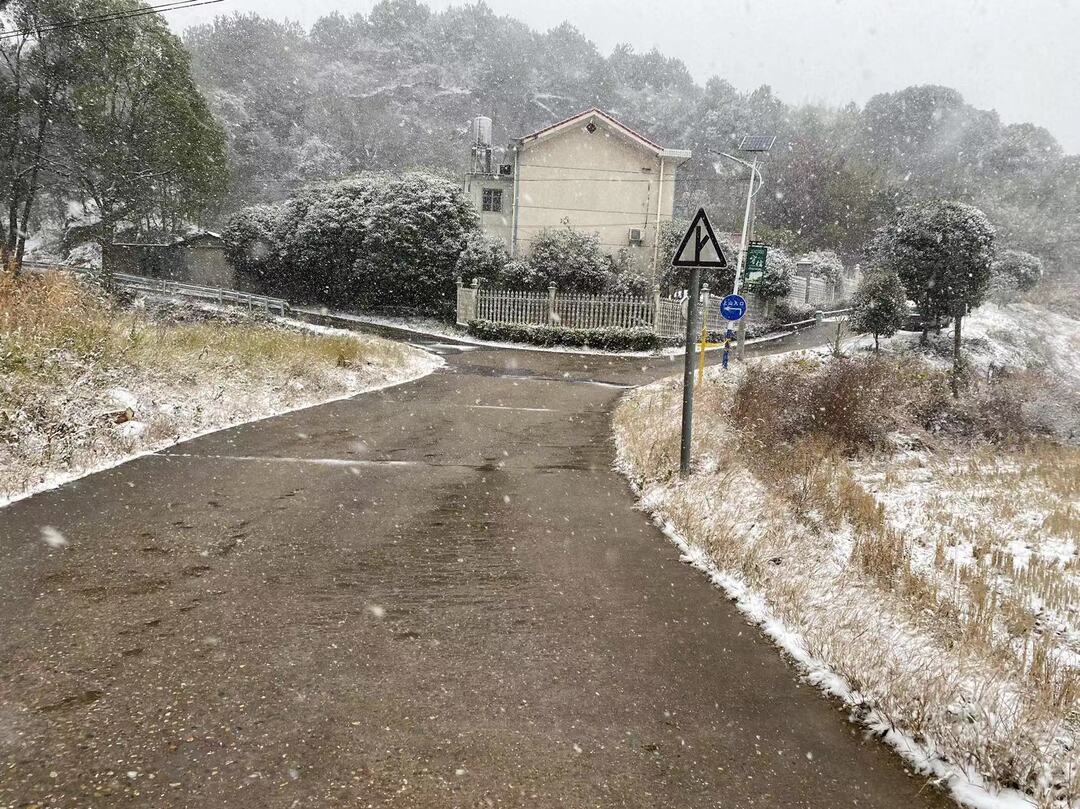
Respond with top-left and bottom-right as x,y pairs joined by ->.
185,0 -> 1079,273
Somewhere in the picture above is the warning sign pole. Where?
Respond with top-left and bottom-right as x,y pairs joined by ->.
671,208 -> 728,479
680,263 -> 702,478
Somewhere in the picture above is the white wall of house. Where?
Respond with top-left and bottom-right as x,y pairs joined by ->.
468,110 -> 689,280
464,173 -> 514,251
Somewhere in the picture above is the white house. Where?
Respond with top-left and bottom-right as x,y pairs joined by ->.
465,108 -> 692,278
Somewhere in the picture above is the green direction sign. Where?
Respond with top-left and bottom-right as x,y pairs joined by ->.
746,243 -> 768,273
743,243 -> 768,290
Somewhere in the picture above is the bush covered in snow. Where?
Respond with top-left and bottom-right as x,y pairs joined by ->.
223,173 -> 480,314
455,231 -> 509,285
221,203 -> 280,279
503,225 -> 615,294
466,319 -> 661,351
800,249 -> 845,281
990,248 -> 1044,294
850,269 -> 908,350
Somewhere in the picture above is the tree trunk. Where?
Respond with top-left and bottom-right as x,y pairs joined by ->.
920,292 -> 930,346
874,333 -> 880,353
13,107 -> 50,273
951,306 -> 963,399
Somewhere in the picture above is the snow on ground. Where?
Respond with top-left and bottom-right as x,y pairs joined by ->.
614,298 -> 1080,808
1,303 -> 441,509
962,302 -> 1080,383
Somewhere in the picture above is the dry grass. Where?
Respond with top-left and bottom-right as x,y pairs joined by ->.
0,272 -> 424,501
615,352 -> 1080,807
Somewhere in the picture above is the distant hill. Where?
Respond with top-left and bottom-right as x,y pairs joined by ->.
185,1 -> 1080,275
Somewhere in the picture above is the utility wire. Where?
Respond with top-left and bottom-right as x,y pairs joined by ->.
0,0 -> 225,40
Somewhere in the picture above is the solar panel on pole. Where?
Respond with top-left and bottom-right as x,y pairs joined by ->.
739,135 -> 777,152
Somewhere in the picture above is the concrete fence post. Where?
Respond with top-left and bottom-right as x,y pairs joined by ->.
456,277 -> 464,325
547,282 -> 557,325
701,283 -> 711,338
815,310 -> 824,325
652,284 -> 662,335
470,277 -> 480,323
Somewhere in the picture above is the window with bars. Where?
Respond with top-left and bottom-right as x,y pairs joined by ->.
482,188 -> 503,213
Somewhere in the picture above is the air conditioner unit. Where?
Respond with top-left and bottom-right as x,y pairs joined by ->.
498,164 -> 513,176
628,227 -> 644,246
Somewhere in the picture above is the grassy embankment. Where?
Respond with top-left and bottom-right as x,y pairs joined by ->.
615,302 -> 1080,808
0,271 -> 429,502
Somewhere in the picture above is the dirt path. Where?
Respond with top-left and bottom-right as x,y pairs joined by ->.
0,325 -> 952,808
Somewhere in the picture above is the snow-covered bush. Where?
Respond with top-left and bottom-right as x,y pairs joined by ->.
801,249 -> 844,281
455,231 -> 508,285
991,249 -> 1043,293
757,266 -> 793,301
519,225 -> 614,293
222,204 -> 279,280
753,245 -> 797,303
871,200 -> 996,319
467,320 -> 661,351
223,173 -> 480,313
850,269 -> 908,350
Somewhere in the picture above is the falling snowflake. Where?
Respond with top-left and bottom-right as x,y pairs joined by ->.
40,526 -> 68,549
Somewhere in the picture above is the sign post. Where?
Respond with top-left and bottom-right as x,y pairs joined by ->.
671,208 -> 727,478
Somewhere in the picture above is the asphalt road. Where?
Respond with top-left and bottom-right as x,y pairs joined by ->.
0,324 -> 953,808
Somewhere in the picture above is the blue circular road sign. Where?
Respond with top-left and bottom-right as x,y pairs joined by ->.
720,294 -> 748,321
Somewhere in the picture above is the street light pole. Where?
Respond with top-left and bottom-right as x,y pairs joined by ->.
732,154 -> 758,298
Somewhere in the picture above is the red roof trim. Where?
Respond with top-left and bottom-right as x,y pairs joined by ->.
517,107 -> 665,153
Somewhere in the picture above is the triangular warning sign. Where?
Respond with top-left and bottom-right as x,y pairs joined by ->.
672,208 -> 728,268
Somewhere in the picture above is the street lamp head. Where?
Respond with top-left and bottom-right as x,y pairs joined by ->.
739,135 -> 776,153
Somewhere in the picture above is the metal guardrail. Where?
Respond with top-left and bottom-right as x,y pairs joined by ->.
113,273 -> 290,315
21,262 -> 290,316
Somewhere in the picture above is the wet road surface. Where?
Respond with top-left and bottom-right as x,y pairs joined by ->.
0,323 -> 953,808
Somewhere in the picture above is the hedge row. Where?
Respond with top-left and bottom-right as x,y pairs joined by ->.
466,320 -> 661,351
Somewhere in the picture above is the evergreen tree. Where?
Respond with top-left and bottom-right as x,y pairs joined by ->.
872,200 -> 995,395
850,269 -> 907,352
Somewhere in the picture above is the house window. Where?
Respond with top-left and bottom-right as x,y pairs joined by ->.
482,188 -> 503,213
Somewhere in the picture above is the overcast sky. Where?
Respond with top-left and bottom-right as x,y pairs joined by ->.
168,0 -> 1080,153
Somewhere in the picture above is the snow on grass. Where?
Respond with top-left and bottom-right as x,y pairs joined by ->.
0,273 -> 441,507
614,298 -> 1080,808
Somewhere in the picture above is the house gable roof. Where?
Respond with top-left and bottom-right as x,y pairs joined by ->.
516,108 -> 688,158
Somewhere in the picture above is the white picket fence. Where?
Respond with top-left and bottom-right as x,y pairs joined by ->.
553,293 -> 655,330
458,278 -> 690,339
456,278 -> 847,341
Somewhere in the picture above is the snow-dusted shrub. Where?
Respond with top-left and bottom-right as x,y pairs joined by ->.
466,319 -> 661,351
991,249 -> 1044,294
498,259 -> 533,289
519,225 -> 615,293
733,355 -> 951,455
455,231 -> 508,285
801,249 -> 844,281
752,245 -> 797,303
871,199 -> 996,319
224,173 -> 479,313
850,269 -> 908,350
768,300 -> 815,324
222,203 -> 280,280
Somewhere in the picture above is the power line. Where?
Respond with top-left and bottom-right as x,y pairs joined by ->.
0,0 -> 226,41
